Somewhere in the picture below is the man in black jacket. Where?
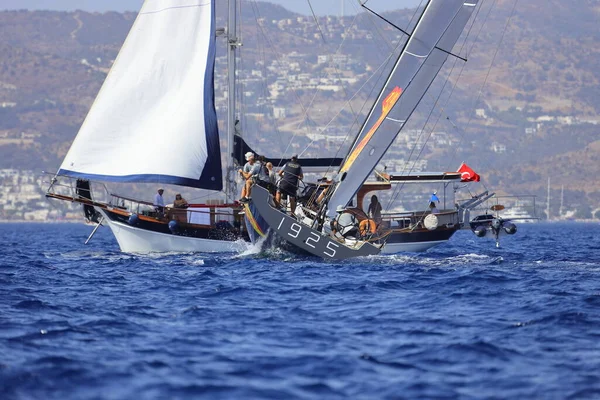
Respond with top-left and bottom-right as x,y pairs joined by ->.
275,155 -> 303,215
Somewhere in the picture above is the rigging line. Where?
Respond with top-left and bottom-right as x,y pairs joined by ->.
463,0 -> 488,58
298,3 -> 377,168
318,2 -> 365,115
445,116 -> 491,193
346,0 -> 432,160
397,2 -> 484,180
465,0 -> 519,149
336,3 -> 404,156
360,0 -> 427,38
307,0 -> 327,44
360,3 -> 411,37
341,0 -> 426,147
248,2 -> 320,165
445,0 -> 516,177
411,0 -> 508,201
188,190 -> 223,203
305,7 -> 398,142
405,90 -> 480,204
299,2 -> 393,175
267,14 -> 354,163
398,0 -> 486,166
402,0 -> 491,182
296,7 -> 359,157
248,2 -> 288,168
282,5 -> 365,164
384,12 -> 466,182
466,0 -> 496,58
305,49 -> 400,165
357,0 -> 426,53
335,0 -> 426,167
384,1 -> 486,210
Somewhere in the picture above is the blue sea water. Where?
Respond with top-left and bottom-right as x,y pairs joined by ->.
1,222 -> 599,399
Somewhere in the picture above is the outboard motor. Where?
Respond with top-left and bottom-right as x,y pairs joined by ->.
503,221 -> 517,235
491,218 -> 502,231
473,225 -> 487,237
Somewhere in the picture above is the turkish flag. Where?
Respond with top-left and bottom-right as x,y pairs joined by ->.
457,162 -> 481,182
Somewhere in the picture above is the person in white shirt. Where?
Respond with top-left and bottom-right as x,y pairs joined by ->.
154,188 -> 165,215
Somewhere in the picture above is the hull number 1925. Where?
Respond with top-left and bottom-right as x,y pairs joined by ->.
277,216 -> 339,258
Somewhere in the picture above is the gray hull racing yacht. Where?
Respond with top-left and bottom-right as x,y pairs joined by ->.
250,0 -> 482,259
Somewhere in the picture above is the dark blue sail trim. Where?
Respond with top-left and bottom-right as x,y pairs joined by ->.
233,135 -> 343,168
57,169 -> 219,190
198,0 -> 223,191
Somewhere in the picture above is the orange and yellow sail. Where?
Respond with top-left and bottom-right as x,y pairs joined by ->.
340,86 -> 402,173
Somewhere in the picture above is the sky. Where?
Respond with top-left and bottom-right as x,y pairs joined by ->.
0,0 -> 422,15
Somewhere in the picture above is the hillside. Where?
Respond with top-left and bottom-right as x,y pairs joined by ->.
0,0 -> 599,217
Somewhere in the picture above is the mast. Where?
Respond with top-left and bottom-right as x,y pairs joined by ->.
559,185 -> 564,219
226,0 -> 240,200
546,177 -> 551,221
325,0 -> 478,218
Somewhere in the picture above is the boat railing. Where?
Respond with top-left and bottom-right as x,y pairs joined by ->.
44,172 -> 111,205
108,193 -> 153,216
108,193 -> 241,225
381,209 -> 459,230
44,173 -> 239,225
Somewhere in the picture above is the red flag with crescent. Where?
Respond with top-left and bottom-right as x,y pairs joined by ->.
457,162 -> 481,182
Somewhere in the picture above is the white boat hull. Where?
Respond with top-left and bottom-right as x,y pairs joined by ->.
381,239 -> 448,254
99,210 -> 247,253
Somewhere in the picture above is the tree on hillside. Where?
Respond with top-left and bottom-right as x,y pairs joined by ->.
573,204 -> 592,220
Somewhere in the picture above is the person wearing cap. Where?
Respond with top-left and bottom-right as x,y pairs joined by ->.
244,154 -> 271,202
332,204 -> 358,239
238,152 -> 256,202
154,188 -> 165,216
275,155 -> 303,215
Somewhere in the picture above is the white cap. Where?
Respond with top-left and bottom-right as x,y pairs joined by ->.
336,205 -> 345,213
245,152 -> 255,161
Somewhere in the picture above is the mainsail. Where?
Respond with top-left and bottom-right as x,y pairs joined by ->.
58,0 -> 222,190
326,0 -> 479,217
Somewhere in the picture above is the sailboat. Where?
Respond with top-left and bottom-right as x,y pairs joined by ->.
250,0 -> 482,259
46,0 -> 272,253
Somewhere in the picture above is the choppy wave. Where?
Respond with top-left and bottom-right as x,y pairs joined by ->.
1,222 -> 599,399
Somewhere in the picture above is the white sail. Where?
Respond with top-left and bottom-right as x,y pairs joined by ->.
326,0 -> 479,217
59,0 -> 222,190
